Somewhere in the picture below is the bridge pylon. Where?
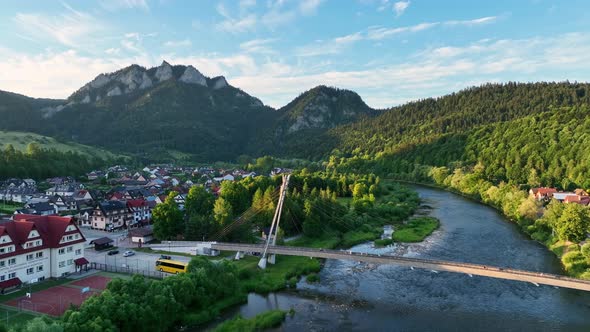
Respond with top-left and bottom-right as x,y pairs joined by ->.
258,174 -> 290,269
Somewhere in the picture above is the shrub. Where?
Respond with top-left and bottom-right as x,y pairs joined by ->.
306,272 -> 320,283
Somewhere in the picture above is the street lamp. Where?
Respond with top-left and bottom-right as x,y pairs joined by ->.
168,241 -> 171,253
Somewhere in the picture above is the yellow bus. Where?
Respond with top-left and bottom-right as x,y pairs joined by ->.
155,259 -> 188,274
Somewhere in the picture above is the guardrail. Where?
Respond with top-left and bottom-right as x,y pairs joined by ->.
211,243 -> 590,292
90,262 -> 165,279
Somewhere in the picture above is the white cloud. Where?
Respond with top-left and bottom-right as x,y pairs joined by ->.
216,3 -> 257,33
296,32 -> 363,57
393,1 -> 410,17
239,0 -> 256,9
239,38 -> 277,54
13,4 -> 104,48
164,39 -> 192,48
3,32 -> 590,110
100,0 -> 150,11
299,0 -> 324,15
444,16 -> 497,26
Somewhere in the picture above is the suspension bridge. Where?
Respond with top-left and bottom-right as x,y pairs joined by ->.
149,174 -> 590,292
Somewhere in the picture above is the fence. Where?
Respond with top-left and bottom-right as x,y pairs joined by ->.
90,262 -> 165,279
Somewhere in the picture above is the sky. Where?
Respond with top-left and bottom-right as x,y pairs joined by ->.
1,0 -> 589,109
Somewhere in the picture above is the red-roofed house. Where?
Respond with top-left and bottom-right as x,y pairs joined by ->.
529,187 -> 558,201
127,199 -> 151,227
0,215 -> 87,292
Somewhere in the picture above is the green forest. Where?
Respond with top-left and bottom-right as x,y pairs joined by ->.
0,143 -> 118,180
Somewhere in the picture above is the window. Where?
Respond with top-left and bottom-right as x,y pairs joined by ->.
94,223 -> 97,227
58,248 -> 65,255
0,248 -> 5,254
37,265 -> 43,272
8,258 -> 16,265
67,246 -> 73,253
74,234 -> 79,239
58,261 -> 65,268
8,272 -> 15,279
26,254 -> 34,261
7,247 -> 13,252
26,242 -> 33,248
67,235 -> 73,241
26,267 -> 34,275
35,252 -> 43,258
75,249 -> 81,255
0,261 -> 4,267
0,275 -> 4,281
67,259 -> 73,266
35,240 -> 41,246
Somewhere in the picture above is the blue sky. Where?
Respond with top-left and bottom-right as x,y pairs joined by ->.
1,0 -> 589,108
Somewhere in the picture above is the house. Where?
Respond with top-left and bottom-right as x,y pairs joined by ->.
0,214 -> 87,293
213,174 -> 235,182
553,192 -> 577,202
564,195 -> 582,204
16,202 -> 58,216
90,201 -> 131,231
73,190 -> 93,202
529,187 -> 557,201
127,199 -> 151,227
174,194 -> 186,210
46,184 -> 79,197
129,228 -> 154,244
574,189 -> 589,196
49,195 -> 78,212
89,237 -> 113,251
87,171 -> 105,181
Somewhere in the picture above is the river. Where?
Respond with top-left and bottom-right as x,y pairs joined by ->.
212,186 -> 590,331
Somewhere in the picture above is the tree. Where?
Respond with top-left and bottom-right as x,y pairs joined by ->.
152,192 -> 183,240
556,203 -> 590,243
213,197 -> 233,228
581,242 -> 590,260
185,185 -> 214,217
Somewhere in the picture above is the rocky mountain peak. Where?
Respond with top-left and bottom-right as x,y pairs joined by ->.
179,65 -> 207,86
278,85 -> 376,134
154,61 -> 173,82
212,76 -> 228,89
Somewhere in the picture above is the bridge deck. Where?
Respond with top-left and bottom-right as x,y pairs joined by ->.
211,243 -> 590,292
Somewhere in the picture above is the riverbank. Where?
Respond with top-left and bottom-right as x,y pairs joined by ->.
203,185 -> 590,331
391,178 -> 590,280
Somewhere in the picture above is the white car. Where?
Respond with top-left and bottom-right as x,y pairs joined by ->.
123,250 -> 135,257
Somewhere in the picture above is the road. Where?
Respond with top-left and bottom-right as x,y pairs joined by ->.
80,227 -> 191,271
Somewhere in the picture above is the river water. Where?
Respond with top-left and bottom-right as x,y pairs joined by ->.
213,186 -> 590,331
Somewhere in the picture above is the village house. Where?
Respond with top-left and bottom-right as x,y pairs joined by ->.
127,199 -> 151,228
49,195 -> 78,212
46,184 -> 80,197
529,187 -> 558,201
0,215 -> 87,293
15,202 -> 58,216
90,201 -> 131,231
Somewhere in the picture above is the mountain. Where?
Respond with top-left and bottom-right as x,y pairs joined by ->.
252,85 -> 379,155
0,90 -> 63,132
275,85 -> 376,134
280,82 -> 590,159
0,62 -> 377,162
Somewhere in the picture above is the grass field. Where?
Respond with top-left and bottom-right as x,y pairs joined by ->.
0,130 -> 124,159
392,217 -> 440,242
0,305 -> 42,329
0,202 -> 23,214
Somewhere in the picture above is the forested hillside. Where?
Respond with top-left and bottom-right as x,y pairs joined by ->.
284,82 -> 590,160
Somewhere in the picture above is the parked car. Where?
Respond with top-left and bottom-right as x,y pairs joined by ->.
107,249 -> 119,256
160,255 -> 172,260
123,251 -> 135,257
